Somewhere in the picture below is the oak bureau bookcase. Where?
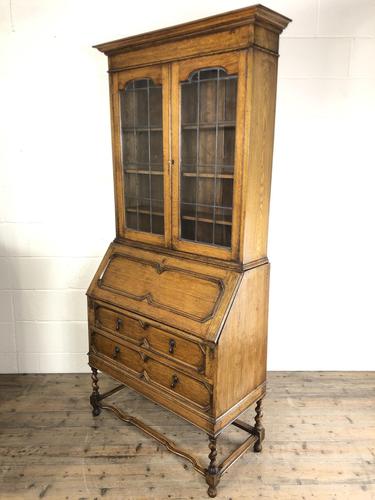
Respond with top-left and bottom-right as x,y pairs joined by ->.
87,5 -> 290,497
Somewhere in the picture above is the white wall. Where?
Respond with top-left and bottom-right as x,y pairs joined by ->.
0,0 -> 374,373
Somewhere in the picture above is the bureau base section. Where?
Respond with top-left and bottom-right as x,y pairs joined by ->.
89,353 -> 265,434
89,364 -> 266,498
89,353 -> 213,432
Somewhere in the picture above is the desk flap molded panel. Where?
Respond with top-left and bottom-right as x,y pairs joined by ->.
87,243 -> 240,342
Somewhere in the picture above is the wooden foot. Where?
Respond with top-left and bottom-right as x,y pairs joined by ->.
90,367 -> 101,417
253,397 -> 265,452
205,436 -> 221,498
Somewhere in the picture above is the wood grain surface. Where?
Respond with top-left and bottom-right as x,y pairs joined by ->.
1,371 -> 374,499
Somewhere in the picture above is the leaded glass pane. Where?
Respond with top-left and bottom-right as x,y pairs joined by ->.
120,78 -> 164,235
180,68 -> 237,248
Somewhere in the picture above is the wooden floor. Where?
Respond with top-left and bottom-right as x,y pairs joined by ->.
0,372 -> 374,499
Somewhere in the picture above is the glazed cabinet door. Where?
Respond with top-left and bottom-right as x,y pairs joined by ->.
171,52 -> 246,260
111,65 -> 171,245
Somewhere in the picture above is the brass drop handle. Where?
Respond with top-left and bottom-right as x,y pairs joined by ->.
113,346 -> 120,358
169,339 -> 176,354
170,374 -> 179,389
115,318 -> 123,331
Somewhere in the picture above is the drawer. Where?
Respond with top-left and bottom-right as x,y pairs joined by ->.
144,358 -> 211,411
95,305 -> 205,373
90,330 -> 211,412
91,331 -> 143,377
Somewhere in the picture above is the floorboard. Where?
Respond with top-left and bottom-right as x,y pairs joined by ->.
0,372 -> 374,499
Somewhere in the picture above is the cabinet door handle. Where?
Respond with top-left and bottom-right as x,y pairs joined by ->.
170,374 -> 179,389
115,318 -> 123,331
113,346 -> 120,358
168,339 -> 176,354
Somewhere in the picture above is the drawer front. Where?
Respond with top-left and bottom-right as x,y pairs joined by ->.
91,331 -> 143,376
90,331 -> 211,411
144,358 -> 211,410
95,305 -> 205,372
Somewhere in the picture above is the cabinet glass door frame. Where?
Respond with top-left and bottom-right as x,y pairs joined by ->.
171,52 -> 246,261
111,64 -> 171,246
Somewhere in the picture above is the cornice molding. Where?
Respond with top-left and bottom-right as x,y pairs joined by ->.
94,4 -> 291,55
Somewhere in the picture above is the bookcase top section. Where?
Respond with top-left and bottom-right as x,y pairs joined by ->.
94,4 -> 291,56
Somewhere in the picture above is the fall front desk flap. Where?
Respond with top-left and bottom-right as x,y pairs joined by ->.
87,243 -> 241,343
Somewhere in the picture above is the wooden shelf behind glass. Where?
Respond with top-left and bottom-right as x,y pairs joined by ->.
182,172 -> 233,179
126,206 -> 164,217
181,121 -> 235,130
122,126 -> 163,132
124,169 -> 163,175
181,206 -> 232,226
